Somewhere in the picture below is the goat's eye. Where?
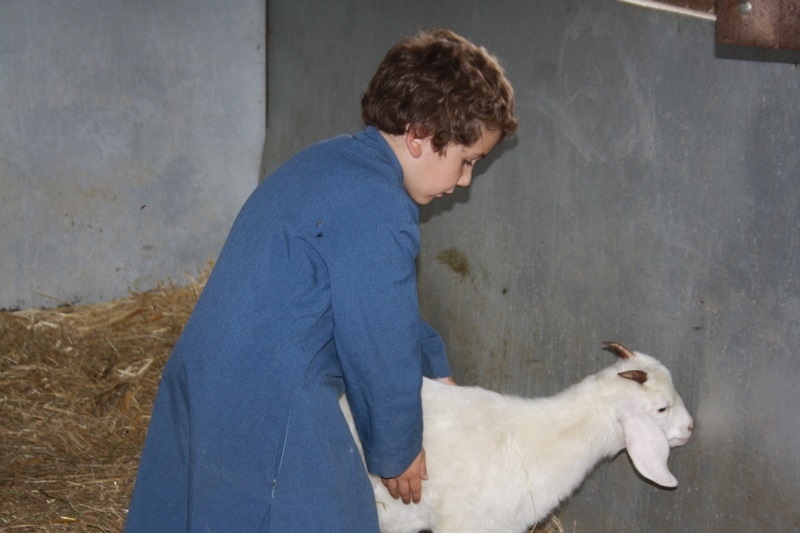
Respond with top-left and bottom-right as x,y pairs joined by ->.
657,406 -> 669,413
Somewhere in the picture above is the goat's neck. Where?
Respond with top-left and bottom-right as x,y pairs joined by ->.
511,376 -> 626,502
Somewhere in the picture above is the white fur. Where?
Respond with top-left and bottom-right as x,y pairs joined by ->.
340,346 -> 694,533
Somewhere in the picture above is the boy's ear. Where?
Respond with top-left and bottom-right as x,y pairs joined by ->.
404,129 -> 427,159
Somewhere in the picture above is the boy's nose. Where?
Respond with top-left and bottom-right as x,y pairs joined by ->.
458,172 -> 472,187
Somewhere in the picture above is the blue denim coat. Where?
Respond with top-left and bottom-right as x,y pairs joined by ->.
125,127 -> 450,532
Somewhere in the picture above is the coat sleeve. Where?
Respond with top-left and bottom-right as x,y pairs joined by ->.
419,319 -> 451,379
328,220 -> 425,479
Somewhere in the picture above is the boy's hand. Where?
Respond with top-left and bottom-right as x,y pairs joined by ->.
381,449 -> 427,504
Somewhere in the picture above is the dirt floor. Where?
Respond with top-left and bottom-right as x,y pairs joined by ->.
0,267 -> 563,532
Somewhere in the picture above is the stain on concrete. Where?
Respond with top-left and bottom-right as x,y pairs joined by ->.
436,247 -> 470,278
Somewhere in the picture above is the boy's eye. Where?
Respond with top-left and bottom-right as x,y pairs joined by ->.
463,159 -> 475,167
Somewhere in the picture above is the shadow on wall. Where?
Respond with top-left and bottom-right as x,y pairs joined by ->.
715,44 -> 800,64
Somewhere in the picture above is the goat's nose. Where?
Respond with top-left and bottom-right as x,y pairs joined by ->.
688,422 -> 694,432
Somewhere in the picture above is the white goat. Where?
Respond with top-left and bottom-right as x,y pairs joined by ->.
341,342 -> 694,533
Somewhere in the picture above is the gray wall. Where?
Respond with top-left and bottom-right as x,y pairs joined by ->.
0,0 -> 265,309
4,0 -> 799,530
267,1 -> 799,531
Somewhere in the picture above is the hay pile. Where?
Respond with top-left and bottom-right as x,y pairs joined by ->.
0,267 -> 563,533
0,270 -> 207,531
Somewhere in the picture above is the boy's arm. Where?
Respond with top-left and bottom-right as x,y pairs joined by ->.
329,222 -> 425,480
381,449 -> 427,504
419,319 -> 453,380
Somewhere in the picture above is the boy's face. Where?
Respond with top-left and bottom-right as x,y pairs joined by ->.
403,129 -> 502,205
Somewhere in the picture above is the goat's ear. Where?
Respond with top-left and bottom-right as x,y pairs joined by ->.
618,404 -> 678,488
618,370 -> 648,384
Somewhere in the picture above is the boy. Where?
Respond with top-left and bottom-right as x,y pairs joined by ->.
126,29 -> 517,532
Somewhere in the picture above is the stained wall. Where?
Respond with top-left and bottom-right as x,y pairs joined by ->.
0,0 -> 265,309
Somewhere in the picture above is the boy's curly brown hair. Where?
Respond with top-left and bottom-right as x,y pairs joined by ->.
361,29 -> 518,153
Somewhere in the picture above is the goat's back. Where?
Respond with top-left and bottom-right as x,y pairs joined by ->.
374,381 -> 563,533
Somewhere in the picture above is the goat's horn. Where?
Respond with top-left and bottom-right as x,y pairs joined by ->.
603,341 -> 636,360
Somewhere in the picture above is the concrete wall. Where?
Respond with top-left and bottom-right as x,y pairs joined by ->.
266,0 -> 799,531
0,0 -> 265,309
